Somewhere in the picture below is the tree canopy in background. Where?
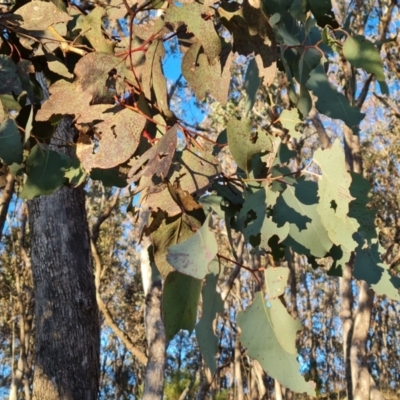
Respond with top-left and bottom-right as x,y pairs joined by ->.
0,0 -> 399,398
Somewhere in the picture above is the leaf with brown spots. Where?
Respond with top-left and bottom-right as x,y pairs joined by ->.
35,80 -> 93,122
182,41 -> 233,106
127,124 -> 178,194
218,0 -> 277,86
76,108 -> 146,172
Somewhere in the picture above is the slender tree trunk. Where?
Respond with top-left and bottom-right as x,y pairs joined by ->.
28,118 -> 100,400
234,335 -> 244,400
141,236 -> 166,400
340,260 -> 354,399
249,360 -> 259,400
253,360 -> 267,399
274,380 -> 283,400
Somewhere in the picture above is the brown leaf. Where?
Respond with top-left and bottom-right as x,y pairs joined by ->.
218,0 -> 277,86
145,145 -> 221,216
164,2 -> 221,63
142,40 -> 170,116
170,180 -> 203,212
76,108 -> 146,172
127,124 -> 178,193
35,80 -> 93,121
74,52 -> 135,103
141,208 -> 168,237
15,2 -> 72,31
182,40 -> 233,105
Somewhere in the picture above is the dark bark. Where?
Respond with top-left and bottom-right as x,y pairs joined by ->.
28,118 -> 100,400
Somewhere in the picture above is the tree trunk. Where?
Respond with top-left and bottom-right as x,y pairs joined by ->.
28,118 -> 100,400
141,237 -> 166,400
274,380 -> 283,400
234,335 -> 244,400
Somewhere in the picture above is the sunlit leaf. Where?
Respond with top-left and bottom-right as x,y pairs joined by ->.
167,215 -> 218,279
274,181 -> 333,257
227,118 -> 273,175
279,109 -> 303,139
314,140 -> 359,252
77,108 -> 146,172
15,1 -> 72,30
238,291 -> 316,395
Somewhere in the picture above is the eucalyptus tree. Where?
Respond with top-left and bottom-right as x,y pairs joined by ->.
0,0 -> 398,399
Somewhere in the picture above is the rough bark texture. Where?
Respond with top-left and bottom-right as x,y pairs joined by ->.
28,118 -> 100,400
234,335 -> 244,400
139,218 -> 166,400
339,261 -> 354,400
142,280 -> 166,400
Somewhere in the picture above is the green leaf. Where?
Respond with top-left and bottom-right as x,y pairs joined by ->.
353,238 -> 400,301
151,214 -> 203,278
289,0 -> 307,22
0,95 -> 22,113
195,261 -> 224,374
64,157 -> 87,187
167,215 -> 218,280
238,291 -> 316,395
279,109 -> 303,139
259,216 -> 289,251
227,118 -> 273,175
266,267 -> 289,299
0,56 -> 22,96
307,60 -> 365,131
348,172 -> 376,243
314,140 -> 359,252
297,85 -> 312,118
80,7 -> 114,54
343,35 -> 388,95
273,142 -> 297,165
199,195 -> 225,220
20,144 -> 70,199
274,181 -> 332,257
163,271 -> 202,341
90,167 -> 127,188
239,188 -> 266,245
244,58 -> 261,116
298,48 -> 321,85
0,119 -> 23,165
307,0 -> 338,28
